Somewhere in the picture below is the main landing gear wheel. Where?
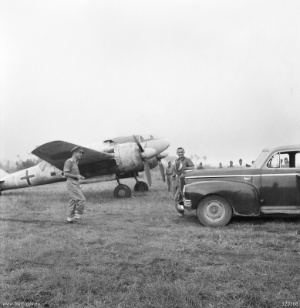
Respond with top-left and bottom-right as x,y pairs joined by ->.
196,195 -> 232,227
113,184 -> 132,198
134,181 -> 149,192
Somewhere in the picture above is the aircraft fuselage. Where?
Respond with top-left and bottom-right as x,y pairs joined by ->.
0,161 -> 65,191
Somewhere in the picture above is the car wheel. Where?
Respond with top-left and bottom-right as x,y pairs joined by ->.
196,195 -> 232,227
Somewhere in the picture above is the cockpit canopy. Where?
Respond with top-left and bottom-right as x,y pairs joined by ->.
136,135 -> 154,142
103,135 -> 161,145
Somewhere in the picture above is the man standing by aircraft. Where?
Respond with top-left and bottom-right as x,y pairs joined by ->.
165,161 -> 173,192
63,146 -> 86,223
173,147 -> 194,216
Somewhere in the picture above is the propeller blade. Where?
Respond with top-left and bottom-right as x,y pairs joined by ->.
133,135 -> 144,153
144,161 -> 152,187
133,135 -> 157,159
158,161 -> 165,182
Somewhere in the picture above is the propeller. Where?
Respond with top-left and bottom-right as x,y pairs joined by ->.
157,159 -> 165,182
133,135 -> 169,186
133,135 -> 144,153
144,160 -> 152,187
133,135 -> 153,187
156,151 -> 168,182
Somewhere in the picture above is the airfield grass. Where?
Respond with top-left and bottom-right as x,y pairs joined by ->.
0,176 -> 300,308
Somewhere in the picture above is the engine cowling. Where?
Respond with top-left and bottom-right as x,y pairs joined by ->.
114,143 -> 144,173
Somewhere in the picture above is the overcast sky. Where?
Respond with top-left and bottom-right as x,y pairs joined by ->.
1,0 -> 300,166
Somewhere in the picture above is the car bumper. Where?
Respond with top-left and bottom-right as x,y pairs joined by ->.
183,198 -> 192,209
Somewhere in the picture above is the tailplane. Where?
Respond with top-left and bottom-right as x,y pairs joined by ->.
0,169 -> 9,178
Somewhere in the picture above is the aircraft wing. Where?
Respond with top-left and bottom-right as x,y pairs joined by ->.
32,141 -> 116,174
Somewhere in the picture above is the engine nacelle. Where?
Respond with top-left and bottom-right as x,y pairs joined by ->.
114,143 -> 144,173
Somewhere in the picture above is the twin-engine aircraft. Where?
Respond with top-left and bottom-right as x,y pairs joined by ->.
0,135 -> 170,198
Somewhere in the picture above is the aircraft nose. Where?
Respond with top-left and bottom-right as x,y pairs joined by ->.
143,138 -> 170,157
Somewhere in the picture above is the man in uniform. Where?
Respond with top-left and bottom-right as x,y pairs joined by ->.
165,161 -> 173,192
173,147 -> 194,216
63,146 -> 86,223
197,162 -> 204,170
283,157 -> 289,168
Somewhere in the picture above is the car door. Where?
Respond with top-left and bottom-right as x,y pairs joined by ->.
259,151 -> 300,206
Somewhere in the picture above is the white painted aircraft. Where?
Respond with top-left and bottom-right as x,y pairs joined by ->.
0,135 -> 169,198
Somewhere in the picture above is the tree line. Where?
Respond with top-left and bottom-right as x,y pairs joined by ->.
0,156 -> 41,173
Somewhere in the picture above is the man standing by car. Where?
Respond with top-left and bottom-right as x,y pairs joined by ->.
173,147 -> 194,216
63,146 -> 86,223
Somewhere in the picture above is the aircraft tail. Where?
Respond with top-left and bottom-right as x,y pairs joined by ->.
0,168 -> 9,178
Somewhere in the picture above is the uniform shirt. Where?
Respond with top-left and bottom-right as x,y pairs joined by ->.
63,158 -> 80,184
173,157 -> 194,175
166,166 -> 173,176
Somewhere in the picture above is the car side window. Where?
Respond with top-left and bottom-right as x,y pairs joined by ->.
267,154 -> 280,168
266,151 -> 300,168
266,152 -> 290,168
296,153 -> 300,168
280,153 -> 290,168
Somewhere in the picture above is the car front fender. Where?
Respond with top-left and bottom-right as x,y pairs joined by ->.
184,180 -> 260,215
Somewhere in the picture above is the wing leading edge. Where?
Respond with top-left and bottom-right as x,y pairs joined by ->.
32,141 -> 116,171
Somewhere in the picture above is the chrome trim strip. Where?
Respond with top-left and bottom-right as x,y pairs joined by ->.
261,174 -> 298,177
261,206 -> 300,210
261,206 -> 300,214
186,173 -> 298,179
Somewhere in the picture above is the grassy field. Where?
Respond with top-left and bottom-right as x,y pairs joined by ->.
1,177 -> 300,308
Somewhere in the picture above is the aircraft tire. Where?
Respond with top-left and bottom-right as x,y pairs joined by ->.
114,184 -> 132,198
134,181 -> 149,192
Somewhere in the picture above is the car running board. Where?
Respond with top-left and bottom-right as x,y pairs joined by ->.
261,206 -> 300,214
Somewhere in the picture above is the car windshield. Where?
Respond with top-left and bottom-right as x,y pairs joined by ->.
253,150 -> 270,168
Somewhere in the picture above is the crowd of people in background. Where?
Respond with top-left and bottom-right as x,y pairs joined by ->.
195,157 -> 254,169
166,153 -> 253,184
175,157 -> 252,171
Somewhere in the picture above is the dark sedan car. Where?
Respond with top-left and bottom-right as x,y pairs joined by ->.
178,145 -> 300,227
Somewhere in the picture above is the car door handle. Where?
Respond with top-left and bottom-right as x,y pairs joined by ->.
244,177 -> 251,180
